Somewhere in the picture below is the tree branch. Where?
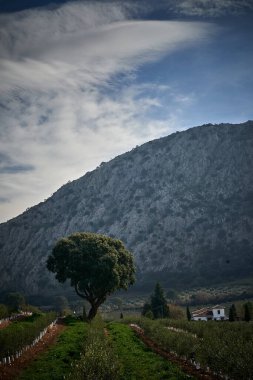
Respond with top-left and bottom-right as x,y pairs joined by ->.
75,283 -> 89,300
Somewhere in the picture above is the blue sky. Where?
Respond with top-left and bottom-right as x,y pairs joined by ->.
0,0 -> 253,222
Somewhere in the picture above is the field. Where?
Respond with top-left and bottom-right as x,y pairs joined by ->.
107,322 -> 193,380
1,312 -> 253,380
18,316 -> 88,380
135,317 -> 253,380
0,312 -> 56,359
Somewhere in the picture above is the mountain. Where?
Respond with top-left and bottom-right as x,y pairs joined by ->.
0,121 -> 253,297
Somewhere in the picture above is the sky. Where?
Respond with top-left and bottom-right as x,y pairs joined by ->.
0,0 -> 253,223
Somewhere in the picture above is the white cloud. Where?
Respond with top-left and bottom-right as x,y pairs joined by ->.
0,1 -> 214,222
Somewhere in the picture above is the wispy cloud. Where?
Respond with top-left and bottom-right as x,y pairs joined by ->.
0,1 -> 214,222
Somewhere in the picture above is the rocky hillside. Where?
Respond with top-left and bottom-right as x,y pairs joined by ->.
0,121 -> 253,296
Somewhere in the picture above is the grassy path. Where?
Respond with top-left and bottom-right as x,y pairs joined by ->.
17,317 -> 88,380
108,322 -> 195,380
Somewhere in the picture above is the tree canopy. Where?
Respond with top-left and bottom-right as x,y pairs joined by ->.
151,283 -> 170,319
47,232 -> 135,320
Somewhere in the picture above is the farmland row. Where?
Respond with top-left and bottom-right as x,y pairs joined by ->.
2,314 -> 252,380
19,316 -> 196,380
0,312 -> 56,360
134,318 -> 253,380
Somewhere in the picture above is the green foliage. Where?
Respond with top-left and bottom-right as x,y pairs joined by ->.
137,317 -> 253,380
0,303 -> 8,318
67,316 -> 122,380
141,302 -> 152,317
186,306 -> 191,321
141,284 -> 170,319
108,322 -> 193,379
0,312 -> 56,358
229,303 -> 237,321
138,318 -> 199,359
168,304 -> 185,320
244,301 -> 252,321
151,283 -> 170,318
145,310 -> 154,319
19,317 -> 88,380
47,232 -> 135,320
22,304 -> 42,314
4,292 -> 25,312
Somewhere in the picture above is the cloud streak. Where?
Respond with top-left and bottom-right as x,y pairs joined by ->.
0,1 -> 214,222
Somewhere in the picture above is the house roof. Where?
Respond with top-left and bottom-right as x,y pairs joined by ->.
192,305 -> 224,317
192,308 -> 212,317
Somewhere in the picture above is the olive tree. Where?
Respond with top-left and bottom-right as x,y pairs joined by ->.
47,232 -> 135,320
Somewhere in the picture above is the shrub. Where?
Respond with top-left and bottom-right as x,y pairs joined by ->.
67,316 -> 122,380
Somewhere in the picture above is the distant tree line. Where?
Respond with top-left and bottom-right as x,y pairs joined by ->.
229,302 -> 253,322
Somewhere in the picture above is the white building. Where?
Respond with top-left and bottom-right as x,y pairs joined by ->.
191,305 -> 227,321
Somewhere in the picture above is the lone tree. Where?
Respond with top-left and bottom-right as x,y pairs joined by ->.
229,304 -> 237,322
151,283 -> 170,319
47,232 -> 135,320
142,283 -> 169,319
244,302 -> 252,322
186,306 -> 191,321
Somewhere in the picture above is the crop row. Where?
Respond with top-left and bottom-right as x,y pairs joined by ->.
0,312 -> 57,358
18,316 -> 88,380
66,317 -> 122,380
67,318 -> 192,380
158,318 -> 253,340
136,318 -> 253,380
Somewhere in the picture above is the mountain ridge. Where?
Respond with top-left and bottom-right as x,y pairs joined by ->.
1,121 -> 253,295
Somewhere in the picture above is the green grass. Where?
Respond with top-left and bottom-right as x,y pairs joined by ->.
66,316 -> 122,380
137,317 -> 253,380
107,322 -> 195,380
18,317 -> 88,380
0,312 -> 56,358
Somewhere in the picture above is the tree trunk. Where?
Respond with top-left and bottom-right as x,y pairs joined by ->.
87,303 -> 99,321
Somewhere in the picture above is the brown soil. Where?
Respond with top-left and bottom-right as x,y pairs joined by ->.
130,325 -> 222,380
0,321 -> 10,329
0,319 -> 66,380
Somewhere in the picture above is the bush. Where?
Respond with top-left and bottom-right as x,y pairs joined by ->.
67,316 -> 122,380
0,304 -> 8,319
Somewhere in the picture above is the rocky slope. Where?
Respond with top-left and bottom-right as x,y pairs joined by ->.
0,121 -> 253,296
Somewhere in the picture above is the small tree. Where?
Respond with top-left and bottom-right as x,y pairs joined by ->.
186,306 -> 191,321
5,292 -> 25,313
244,302 -> 252,322
141,302 -> 152,317
150,283 -> 170,319
145,310 -> 154,319
0,304 -> 8,319
47,232 -> 135,321
229,304 -> 237,322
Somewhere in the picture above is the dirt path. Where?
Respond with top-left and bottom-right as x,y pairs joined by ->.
130,324 -> 222,380
0,321 -> 10,329
0,320 -> 66,380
